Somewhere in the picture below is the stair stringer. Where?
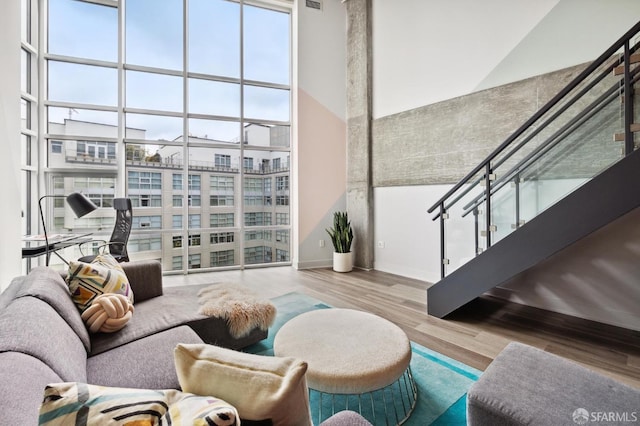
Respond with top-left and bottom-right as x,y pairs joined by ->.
427,147 -> 640,318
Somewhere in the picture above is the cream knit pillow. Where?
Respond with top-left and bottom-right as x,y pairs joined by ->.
174,343 -> 312,425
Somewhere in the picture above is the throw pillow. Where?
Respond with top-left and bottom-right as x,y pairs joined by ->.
81,293 -> 134,333
174,343 -> 312,425
66,254 -> 134,313
38,382 -> 238,426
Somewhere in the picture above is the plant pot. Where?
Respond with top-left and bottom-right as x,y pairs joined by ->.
333,251 -> 353,273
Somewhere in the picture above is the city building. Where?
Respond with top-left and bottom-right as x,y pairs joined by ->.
47,118 -> 290,271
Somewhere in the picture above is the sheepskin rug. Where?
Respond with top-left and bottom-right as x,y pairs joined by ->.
197,284 -> 277,338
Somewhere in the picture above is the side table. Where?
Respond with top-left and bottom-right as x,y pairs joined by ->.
274,308 -> 417,425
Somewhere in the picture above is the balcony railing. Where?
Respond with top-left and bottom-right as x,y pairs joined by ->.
65,150 -> 290,175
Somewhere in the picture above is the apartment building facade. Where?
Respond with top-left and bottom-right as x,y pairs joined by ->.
47,118 -> 290,272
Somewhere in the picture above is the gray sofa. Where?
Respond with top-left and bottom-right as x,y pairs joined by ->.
467,342 -> 640,425
0,262 -> 369,425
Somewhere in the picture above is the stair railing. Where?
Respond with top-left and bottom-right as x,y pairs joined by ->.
428,20 -> 640,279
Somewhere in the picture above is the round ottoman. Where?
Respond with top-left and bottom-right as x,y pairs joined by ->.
274,309 -> 417,425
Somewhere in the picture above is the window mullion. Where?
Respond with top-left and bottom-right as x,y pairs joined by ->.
239,0 -> 245,268
181,0 -> 189,273
37,0 -> 47,239
117,0 -> 125,197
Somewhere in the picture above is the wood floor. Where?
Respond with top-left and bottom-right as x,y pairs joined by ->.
163,266 -> 640,388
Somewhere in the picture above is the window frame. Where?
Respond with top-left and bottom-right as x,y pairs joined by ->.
39,0 -> 292,273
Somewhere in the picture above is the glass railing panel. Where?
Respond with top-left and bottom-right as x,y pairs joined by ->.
489,52 -> 623,179
442,169 -> 487,275
631,50 -> 640,149
488,176 -> 517,245
518,91 -> 624,224
489,52 -> 627,227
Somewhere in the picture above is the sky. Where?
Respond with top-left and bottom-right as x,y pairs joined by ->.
46,0 -> 290,144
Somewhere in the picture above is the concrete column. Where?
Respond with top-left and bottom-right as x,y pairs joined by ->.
345,0 -> 373,269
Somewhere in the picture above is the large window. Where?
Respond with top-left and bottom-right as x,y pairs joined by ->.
211,250 -> 234,267
130,194 -> 161,208
43,0 -> 291,272
128,171 -> 162,190
21,0 -> 37,253
211,176 -> 234,192
77,141 -> 116,160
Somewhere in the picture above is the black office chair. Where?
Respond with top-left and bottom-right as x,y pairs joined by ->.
78,198 -> 132,263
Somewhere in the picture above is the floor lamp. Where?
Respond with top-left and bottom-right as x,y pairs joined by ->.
38,192 -> 98,266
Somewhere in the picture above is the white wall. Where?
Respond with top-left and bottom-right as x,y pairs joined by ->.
372,0 -> 640,119
0,0 -> 24,290
374,185 -> 449,282
372,0 -> 560,118
475,0 -> 640,91
297,0 -> 347,121
372,180 -> 589,283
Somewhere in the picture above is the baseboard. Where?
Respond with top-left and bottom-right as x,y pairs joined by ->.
294,259 -> 332,270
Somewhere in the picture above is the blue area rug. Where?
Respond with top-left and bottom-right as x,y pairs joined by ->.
245,292 -> 482,426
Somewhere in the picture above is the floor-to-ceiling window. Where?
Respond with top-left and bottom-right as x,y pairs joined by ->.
42,0 -> 291,272
20,0 -> 38,271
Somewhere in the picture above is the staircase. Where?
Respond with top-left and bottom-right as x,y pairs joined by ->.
426,20 -> 640,318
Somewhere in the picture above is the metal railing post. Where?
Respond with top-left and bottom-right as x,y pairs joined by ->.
624,41 -> 634,155
515,174 -> 521,230
439,204 -> 446,279
484,163 -> 492,248
473,207 -> 479,255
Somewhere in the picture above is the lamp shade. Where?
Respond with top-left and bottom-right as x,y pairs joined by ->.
66,192 -> 98,218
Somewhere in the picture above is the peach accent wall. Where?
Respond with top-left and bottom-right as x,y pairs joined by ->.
297,88 -> 347,260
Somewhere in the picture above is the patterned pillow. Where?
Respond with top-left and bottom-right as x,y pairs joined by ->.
38,382 -> 238,426
66,254 -> 134,313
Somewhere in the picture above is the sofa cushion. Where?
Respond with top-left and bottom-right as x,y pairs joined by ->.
89,284 -> 259,355
66,254 -> 134,313
0,276 -> 24,309
120,259 -> 164,302
467,342 -> 640,426
0,352 -> 62,426
39,382 -> 238,426
175,343 -> 312,425
13,266 -> 91,351
0,297 -> 88,383
87,325 -> 203,390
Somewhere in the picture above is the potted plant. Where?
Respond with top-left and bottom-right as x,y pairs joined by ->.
326,211 -> 354,272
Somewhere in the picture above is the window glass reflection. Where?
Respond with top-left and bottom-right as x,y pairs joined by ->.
49,62 -> 117,106
189,78 -> 240,117
125,0 -> 183,70
243,5 -> 289,85
126,113 -> 183,141
126,71 -> 183,112
49,0 -> 117,61
244,85 -> 289,122
189,0 -> 240,78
